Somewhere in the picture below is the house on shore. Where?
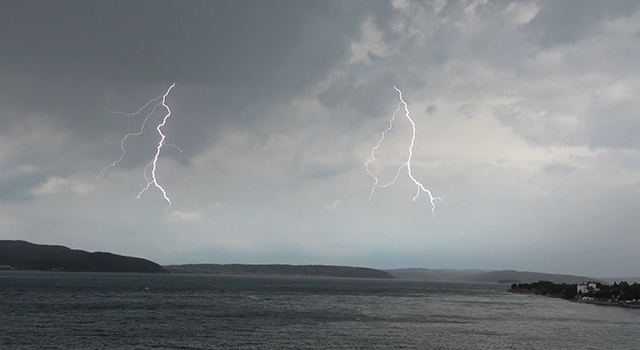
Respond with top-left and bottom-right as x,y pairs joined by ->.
577,282 -> 599,294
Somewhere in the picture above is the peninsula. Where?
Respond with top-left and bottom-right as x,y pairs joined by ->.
0,240 -> 166,273
386,268 -> 598,284
509,280 -> 640,308
165,263 -> 394,279
0,240 -> 393,278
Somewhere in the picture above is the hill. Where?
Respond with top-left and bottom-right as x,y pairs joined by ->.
465,270 -> 598,284
166,264 -> 394,279
599,277 -> 640,284
386,268 -> 598,284
385,268 -> 490,281
0,240 -> 166,273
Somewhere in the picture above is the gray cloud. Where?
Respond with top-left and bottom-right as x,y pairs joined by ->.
525,0 -> 640,47
0,1 -> 391,90
0,1 -> 394,169
543,163 -> 577,174
0,173 -> 42,202
1,1 -> 640,277
317,72 -> 400,125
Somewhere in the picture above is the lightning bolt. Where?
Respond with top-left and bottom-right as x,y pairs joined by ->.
92,99 -> 163,188
365,86 -> 441,218
93,83 -> 178,210
136,83 -> 175,208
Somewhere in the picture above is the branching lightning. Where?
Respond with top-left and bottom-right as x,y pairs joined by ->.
136,83 -> 175,207
93,83 -> 178,210
93,99 -> 163,188
365,86 -> 441,217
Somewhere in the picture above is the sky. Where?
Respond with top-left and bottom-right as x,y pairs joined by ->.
1,0 -> 639,277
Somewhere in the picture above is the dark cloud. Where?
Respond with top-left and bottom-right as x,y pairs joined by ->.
316,69 -> 402,126
583,99 -> 640,149
367,52 -> 382,62
543,163 -> 577,174
295,157 -> 359,180
0,1 -> 391,93
0,172 -> 43,202
493,90 -> 640,151
2,1 -> 640,277
492,103 -> 586,148
585,119 -> 640,150
0,0 -> 394,167
525,0 -> 640,47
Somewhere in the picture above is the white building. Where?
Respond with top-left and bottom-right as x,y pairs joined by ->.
577,282 -> 599,294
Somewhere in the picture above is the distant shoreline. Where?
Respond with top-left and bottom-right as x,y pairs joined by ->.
164,264 -> 394,279
509,281 -> 640,310
0,240 -> 166,273
570,299 -> 640,309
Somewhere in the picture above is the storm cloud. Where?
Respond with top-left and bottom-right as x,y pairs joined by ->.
1,0 -> 639,277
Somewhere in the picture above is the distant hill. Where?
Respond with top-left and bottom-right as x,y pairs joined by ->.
464,270 -> 598,284
387,268 -> 598,284
386,268 -> 490,281
600,277 -> 640,284
0,240 -> 166,273
166,264 -> 394,279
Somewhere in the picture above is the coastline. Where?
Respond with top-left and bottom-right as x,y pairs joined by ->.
571,299 -> 640,309
508,284 -> 640,310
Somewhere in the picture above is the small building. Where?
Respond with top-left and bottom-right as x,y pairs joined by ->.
577,282 -> 599,294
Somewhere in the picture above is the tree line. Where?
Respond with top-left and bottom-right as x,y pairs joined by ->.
510,280 -> 640,301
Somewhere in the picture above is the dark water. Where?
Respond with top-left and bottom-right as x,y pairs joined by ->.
1,272 -> 638,349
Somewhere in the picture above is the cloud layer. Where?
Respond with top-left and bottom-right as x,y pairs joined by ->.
1,0 -> 639,277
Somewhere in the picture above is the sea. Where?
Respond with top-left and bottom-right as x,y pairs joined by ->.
1,272 -> 638,350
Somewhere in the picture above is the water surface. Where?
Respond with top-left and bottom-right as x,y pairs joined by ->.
1,272 -> 638,349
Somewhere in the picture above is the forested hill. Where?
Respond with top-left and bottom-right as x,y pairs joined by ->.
387,268 -> 598,284
165,264 -> 394,279
0,240 -> 166,273
463,270 -> 598,284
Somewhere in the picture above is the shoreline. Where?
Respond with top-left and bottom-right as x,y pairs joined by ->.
571,299 -> 640,309
508,284 -> 640,310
